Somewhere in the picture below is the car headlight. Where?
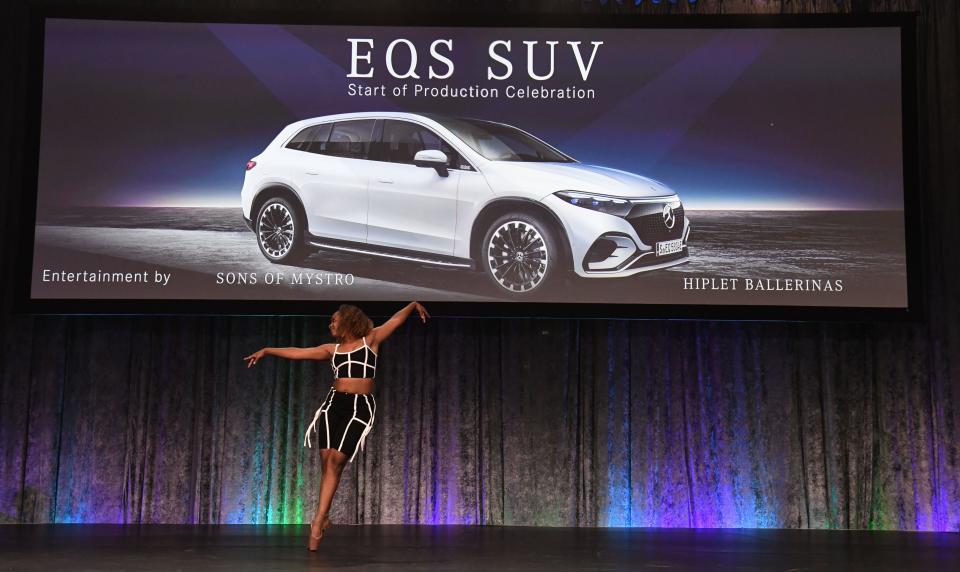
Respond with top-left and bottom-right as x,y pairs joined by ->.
554,191 -> 633,217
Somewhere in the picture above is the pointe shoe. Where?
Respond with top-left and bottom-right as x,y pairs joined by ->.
307,515 -> 332,551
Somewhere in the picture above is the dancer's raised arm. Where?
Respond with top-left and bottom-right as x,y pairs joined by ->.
368,301 -> 430,346
244,344 -> 335,368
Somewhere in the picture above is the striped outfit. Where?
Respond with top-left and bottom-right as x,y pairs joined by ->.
303,337 -> 377,463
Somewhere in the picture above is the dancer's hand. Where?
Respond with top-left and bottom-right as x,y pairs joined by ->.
413,302 -> 430,323
244,348 -> 268,368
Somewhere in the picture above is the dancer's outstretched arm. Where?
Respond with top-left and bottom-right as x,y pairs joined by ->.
368,301 -> 430,346
244,344 -> 335,368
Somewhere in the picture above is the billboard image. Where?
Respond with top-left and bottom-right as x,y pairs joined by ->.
31,19 -> 908,308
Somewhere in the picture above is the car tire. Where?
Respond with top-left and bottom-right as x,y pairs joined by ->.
481,212 -> 566,296
255,197 -> 309,264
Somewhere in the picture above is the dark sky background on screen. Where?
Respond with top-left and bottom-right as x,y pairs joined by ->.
36,19 -> 902,210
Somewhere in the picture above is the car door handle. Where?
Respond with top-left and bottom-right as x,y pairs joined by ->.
377,178 -> 394,184
305,171 -> 319,175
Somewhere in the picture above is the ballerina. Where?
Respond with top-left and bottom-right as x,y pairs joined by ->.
244,301 -> 430,550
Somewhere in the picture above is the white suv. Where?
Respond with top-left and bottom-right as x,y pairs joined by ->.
241,112 -> 690,295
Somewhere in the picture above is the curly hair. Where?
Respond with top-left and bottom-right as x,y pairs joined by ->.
335,304 -> 374,341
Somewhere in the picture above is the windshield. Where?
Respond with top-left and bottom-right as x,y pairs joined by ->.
428,117 -> 575,163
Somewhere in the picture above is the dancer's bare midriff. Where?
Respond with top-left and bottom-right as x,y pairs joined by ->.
333,378 -> 374,395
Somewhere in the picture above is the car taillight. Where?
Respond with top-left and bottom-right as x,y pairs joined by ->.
246,160 -> 257,171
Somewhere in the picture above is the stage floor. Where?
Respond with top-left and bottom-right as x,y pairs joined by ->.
1,524 -> 957,571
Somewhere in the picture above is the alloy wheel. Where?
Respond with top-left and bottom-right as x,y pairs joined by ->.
486,220 -> 549,292
258,202 -> 295,258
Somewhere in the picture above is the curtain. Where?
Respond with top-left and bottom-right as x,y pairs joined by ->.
0,313 -> 956,529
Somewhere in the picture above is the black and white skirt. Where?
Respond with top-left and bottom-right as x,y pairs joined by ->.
303,387 -> 377,463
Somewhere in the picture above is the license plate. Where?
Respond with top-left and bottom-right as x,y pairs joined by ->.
656,239 -> 683,256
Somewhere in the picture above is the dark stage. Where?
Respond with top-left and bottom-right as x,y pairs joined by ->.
1,525 -> 958,571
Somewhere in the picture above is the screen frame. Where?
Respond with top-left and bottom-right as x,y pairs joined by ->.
14,5 -> 924,321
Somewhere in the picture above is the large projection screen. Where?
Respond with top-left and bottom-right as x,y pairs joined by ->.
24,14 -> 920,318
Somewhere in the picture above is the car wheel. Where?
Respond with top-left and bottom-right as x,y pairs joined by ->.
481,212 -> 565,295
255,197 -> 308,263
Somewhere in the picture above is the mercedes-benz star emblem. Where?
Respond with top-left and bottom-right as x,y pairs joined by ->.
662,204 -> 676,229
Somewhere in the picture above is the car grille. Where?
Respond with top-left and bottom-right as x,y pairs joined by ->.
627,204 -> 685,245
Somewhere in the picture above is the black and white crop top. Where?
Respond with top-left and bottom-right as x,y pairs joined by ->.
331,336 -> 377,379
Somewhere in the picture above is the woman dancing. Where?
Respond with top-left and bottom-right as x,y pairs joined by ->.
244,301 -> 430,550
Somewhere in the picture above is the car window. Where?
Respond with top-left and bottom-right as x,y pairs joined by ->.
285,125 -> 318,151
325,120 -> 376,159
375,120 -> 470,170
303,123 -> 333,154
285,123 -> 332,154
427,116 -> 574,163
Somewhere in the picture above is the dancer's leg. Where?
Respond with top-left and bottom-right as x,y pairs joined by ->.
314,448 -> 348,526
308,448 -> 347,550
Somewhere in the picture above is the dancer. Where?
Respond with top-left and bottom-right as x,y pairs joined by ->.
244,301 -> 429,551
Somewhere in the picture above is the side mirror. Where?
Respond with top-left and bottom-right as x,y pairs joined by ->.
413,149 -> 449,177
